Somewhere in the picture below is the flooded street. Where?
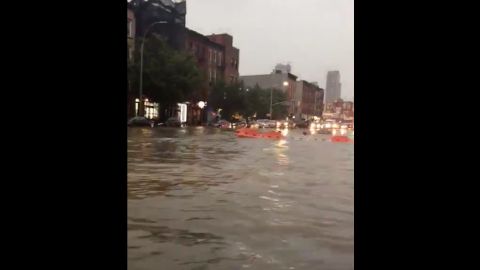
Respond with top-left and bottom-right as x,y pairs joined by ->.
128,127 -> 354,270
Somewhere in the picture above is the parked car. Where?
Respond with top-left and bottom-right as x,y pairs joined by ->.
128,116 -> 152,127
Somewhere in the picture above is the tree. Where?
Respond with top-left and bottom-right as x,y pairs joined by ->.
208,81 -> 246,122
243,85 -> 288,120
128,36 -> 202,119
206,82 -> 289,121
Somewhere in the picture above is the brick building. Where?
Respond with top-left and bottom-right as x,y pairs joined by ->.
183,28 -> 225,124
207,34 -> 240,83
128,0 -> 187,51
295,80 -> 324,119
185,29 -> 225,88
343,101 -> 354,112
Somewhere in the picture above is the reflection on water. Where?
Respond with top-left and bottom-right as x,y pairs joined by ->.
128,127 -> 354,270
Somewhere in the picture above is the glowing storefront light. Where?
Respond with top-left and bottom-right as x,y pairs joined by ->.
135,99 -> 139,116
177,103 -> 187,123
144,101 -> 159,119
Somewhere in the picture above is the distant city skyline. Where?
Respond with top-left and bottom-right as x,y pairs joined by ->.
325,71 -> 342,104
186,0 -> 354,100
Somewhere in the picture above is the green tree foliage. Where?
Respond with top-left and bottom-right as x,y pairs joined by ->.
128,36 -> 202,108
208,81 -> 246,121
207,82 -> 288,121
243,85 -> 288,120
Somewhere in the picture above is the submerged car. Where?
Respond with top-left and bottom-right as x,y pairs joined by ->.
128,116 -> 152,127
322,120 -> 340,129
232,121 -> 247,129
295,119 -> 310,129
257,119 -> 276,128
276,120 -> 295,129
165,117 -> 181,127
215,120 -> 231,129
339,120 -> 354,129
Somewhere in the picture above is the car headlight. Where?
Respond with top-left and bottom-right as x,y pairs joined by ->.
325,123 -> 331,128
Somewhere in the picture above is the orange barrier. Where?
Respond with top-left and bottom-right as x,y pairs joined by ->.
236,128 -> 283,140
331,135 -> 353,143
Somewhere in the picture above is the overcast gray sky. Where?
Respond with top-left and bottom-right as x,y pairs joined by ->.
186,0 -> 354,100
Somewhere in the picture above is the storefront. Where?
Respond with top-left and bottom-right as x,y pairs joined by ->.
144,101 -> 159,120
135,99 -> 159,120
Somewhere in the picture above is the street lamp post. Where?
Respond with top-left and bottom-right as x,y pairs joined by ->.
138,20 -> 168,117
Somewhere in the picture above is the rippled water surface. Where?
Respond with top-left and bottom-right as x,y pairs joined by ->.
128,127 -> 354,270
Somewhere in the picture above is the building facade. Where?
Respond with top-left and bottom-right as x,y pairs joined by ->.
342,101 -> 354,120
207,34 -> 240,83
323,98 -> 354,121
184,28 -> 225,125
240,71 -> 298,116
295,80 -> 324,119
127,8 -> 136,60
325,70 -> 342,104
128,0 -> 187,51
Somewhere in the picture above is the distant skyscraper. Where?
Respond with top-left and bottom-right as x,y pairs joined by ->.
273,63 -> 291,74
325,71 -> 341,104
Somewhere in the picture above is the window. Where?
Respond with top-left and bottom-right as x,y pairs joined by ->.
209,68 -> 212,82
218,53 -> 222,66
213,51 -> 216,63
213,69 -> 217,82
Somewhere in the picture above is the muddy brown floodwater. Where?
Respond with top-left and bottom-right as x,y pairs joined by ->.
128,127 -> 353,270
